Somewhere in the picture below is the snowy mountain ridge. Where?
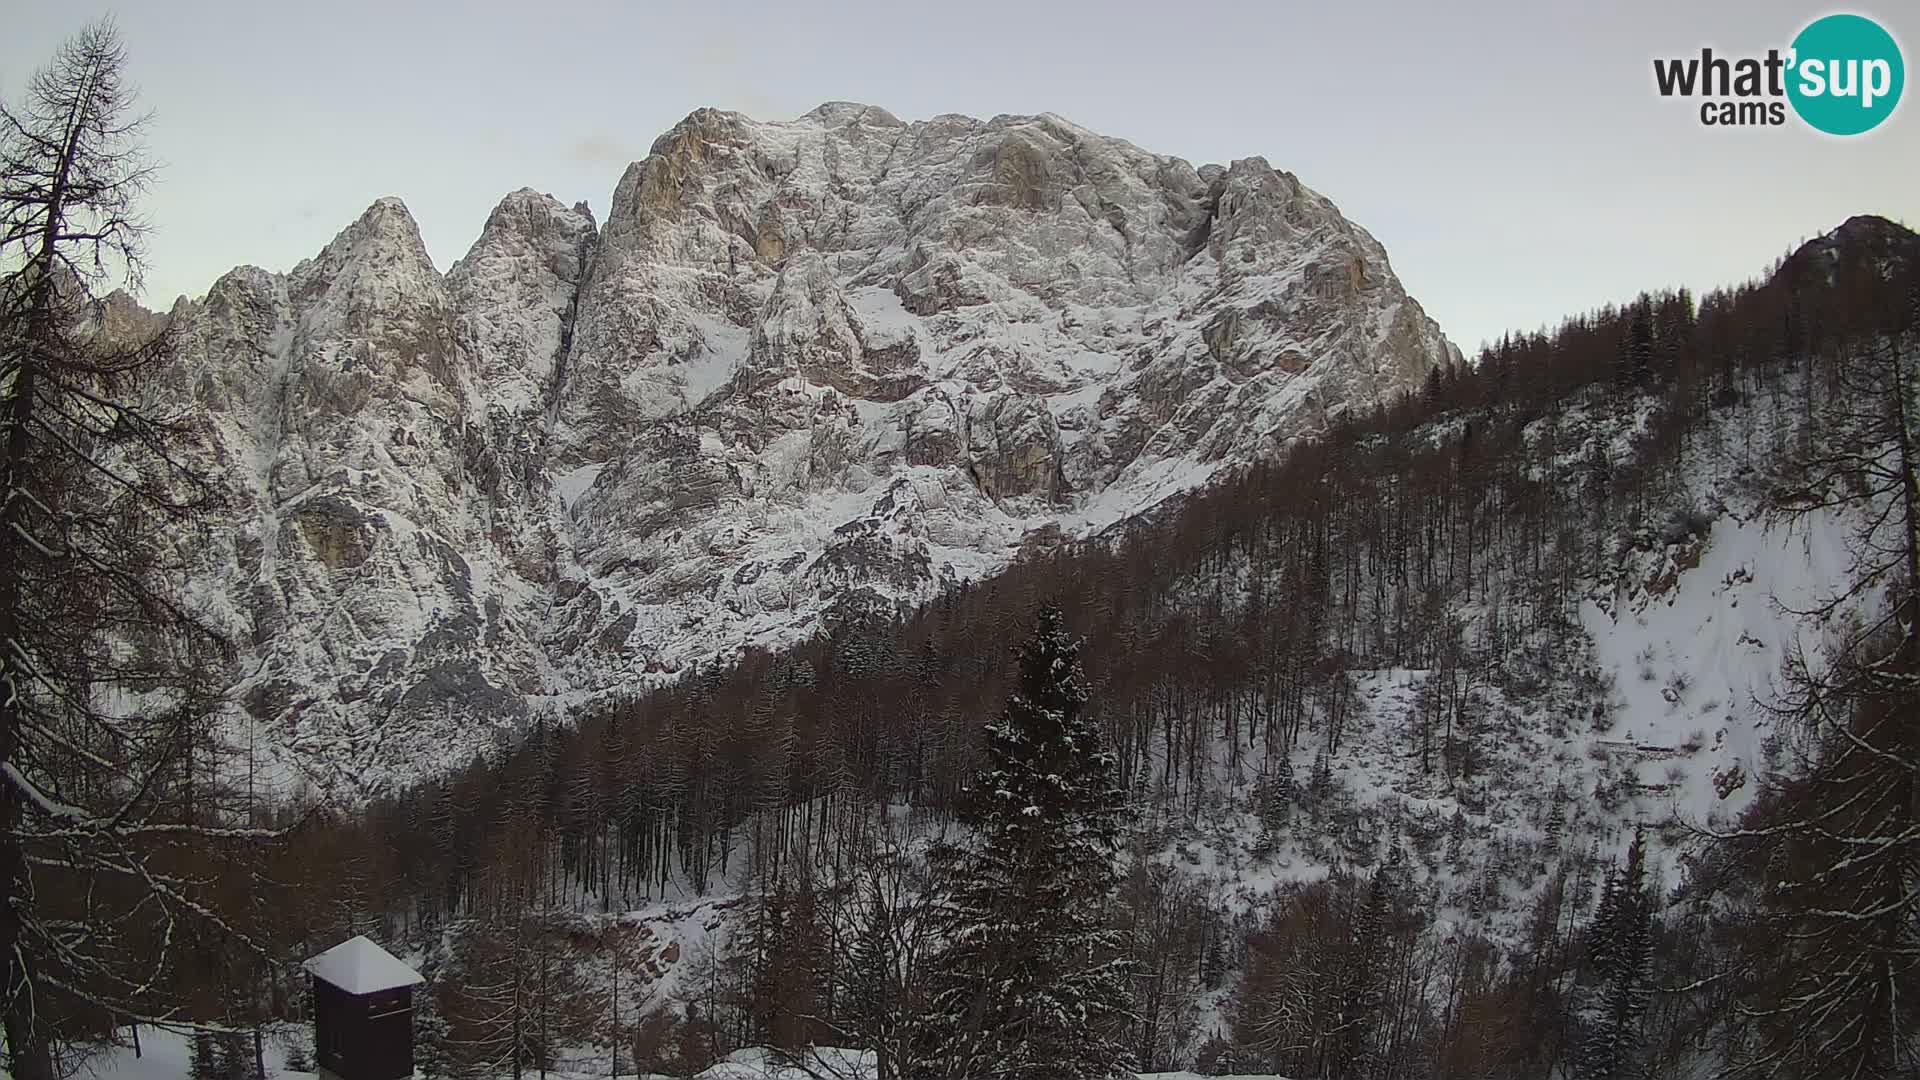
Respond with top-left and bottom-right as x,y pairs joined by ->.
148,103 -> 1457,790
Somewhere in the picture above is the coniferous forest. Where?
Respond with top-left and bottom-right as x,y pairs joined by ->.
3,19 -> 1918,1080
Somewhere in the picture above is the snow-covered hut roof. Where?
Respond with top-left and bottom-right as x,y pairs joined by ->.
302,935 -> 424,995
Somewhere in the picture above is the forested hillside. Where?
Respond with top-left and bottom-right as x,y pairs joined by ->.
106,214 -> 1913,1080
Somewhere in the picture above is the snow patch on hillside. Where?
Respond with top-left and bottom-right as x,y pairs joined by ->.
1581,504 -> 1859,829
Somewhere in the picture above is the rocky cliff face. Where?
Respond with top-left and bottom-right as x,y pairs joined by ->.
158,104 -> 1457,790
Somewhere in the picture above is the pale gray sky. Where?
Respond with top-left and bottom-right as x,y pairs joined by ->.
4,0 -> 1914,350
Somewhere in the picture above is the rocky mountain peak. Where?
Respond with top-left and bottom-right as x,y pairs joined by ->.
1778,213 -> 1918,287
448,188 -> 599,412
484,189 -> 597,246
293,197 -> 437,288
156,104 -> 1459,791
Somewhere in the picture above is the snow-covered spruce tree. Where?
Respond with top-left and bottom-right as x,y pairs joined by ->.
1330,847 -> 1401,1078
1253,753 -> 1293,854
412,955 -> 453,1080
1585,863 -> 1625,985
1,20 -> 283,1080
211,1030 -> 253,1080
924,606 -> 1133,1080
1579,827 -> 1653,1080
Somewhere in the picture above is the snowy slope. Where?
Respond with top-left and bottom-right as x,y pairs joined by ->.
1578,502 -> 1859,829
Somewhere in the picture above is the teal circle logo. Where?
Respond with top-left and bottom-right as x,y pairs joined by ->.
1787,14 -> 1904,135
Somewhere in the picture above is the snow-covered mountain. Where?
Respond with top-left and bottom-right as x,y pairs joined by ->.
153,103 -> 1456,790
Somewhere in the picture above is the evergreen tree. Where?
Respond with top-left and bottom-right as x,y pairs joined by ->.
212,1031 -> 251,1080
189,1032 -> 218,1080
1334,854 -> 1399,1077
925,606 -> 1133,1080
1422,364 -> 1448,410
1253,755 -> 1293,852
414,960 -> 452,1080
1447,809 -> 1469,867
1587,868 -> 1624,982
1580,827 -> 1653,1080
1273,753 -> 1295,810
1308,750 -> 1334,815
1545,784 -> 1568,848
1626,300 -> 1656,388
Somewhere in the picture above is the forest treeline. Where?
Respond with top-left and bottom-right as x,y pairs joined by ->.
5,21 -> 1918,1080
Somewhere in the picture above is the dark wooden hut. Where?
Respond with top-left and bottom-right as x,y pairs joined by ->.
303,935 -> 425,1080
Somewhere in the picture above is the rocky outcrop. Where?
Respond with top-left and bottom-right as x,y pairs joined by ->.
158,104 -> 1457,790
168,197 -> 556,790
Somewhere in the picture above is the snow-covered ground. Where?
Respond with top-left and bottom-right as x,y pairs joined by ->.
73,1025 -> 309,1080
68,1029 -> 1292,1080
1579,502 -> 1860,828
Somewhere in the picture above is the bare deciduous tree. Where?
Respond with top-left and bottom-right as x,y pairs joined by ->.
1,20 -> 283,1078
1709,273 -> 1920,1080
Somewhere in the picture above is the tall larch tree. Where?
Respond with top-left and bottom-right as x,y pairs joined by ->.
1710,250 -> 1920,1080
1,20 -> 281,1078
